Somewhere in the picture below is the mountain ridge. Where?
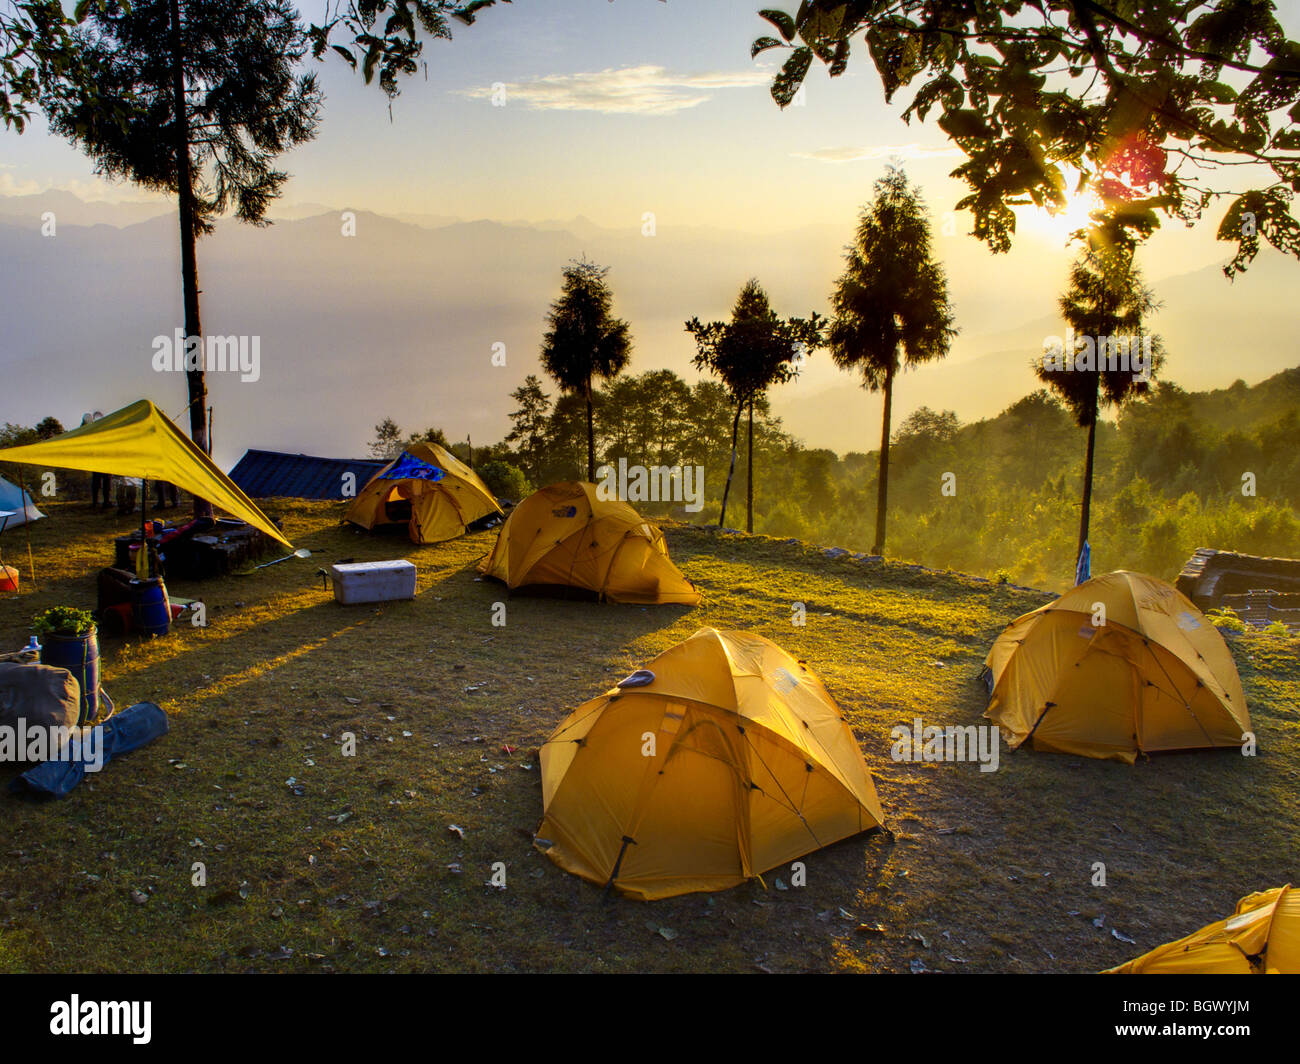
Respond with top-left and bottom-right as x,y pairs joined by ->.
2,191 -> 1294,464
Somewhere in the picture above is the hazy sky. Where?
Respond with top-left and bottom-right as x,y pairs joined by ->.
0,0 -> 1251,257
2,0 -> 1295,462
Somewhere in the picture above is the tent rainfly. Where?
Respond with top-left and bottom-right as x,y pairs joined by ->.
0,400 -> 290,547
536,628 -> 884,899
479,481 -> 700,605
983,570 -> 1249,763
1105,885 -> 1299,974
345,442 -> 500,545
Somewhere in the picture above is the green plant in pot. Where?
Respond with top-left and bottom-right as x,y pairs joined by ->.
31,605 -> 101,725
32,606 -> 96,640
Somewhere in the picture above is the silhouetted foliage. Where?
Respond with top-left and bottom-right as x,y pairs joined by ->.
539,259 -> 632,481
754,1 -> 1300,274
44,0 -> 322,514
828,166 -> 956,554
686,279 -> 822,530
1035,244 -> 1163,566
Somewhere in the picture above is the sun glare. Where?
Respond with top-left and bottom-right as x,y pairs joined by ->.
1028,191 -> 1102,246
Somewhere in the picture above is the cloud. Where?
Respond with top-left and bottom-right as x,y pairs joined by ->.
792,144 -> 962,163
0,172 -> 42,196
0,171 -> 169,203
458,65 -> 769,116
59,177 -> 167,204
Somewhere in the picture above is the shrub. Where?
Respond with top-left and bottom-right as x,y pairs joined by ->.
759,500 -> 813,541
476,460 -> 529,502
32,606 -> 95,638
1206,607 -> 1246,634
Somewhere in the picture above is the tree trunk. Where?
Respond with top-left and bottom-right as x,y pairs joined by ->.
872,365 -> 894,555
584,378 -> 595,482
1077,413 -> 1098,564
746,399 -> 755,534
718,400 -> 742,528
168,0 -> 211,518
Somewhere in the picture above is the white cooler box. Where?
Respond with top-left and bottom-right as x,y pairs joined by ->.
330,560 -> 417,605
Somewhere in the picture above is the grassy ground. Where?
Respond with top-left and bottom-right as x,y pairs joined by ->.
0,499 -> 1296,973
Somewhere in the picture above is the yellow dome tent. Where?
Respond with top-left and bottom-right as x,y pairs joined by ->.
477,481 -> 700,605
1105,885 -> 1299,973
536,628 -> 885,899
345,442 -> 500,545
984,570 -> 1249,764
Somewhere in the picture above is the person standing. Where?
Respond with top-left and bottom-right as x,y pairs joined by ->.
154,480 -> 179,509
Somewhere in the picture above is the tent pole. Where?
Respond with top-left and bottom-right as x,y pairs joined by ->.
18,469 -> 36,590
601,835 -> 635,902
141,478 -> 149,578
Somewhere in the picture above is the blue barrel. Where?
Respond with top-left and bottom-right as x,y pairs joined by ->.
42,629 -> 100,725
131,578 -> 172,638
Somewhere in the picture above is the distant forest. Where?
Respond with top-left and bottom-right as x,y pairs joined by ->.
5,368 -> 1295,592
364,365 -> 1300,591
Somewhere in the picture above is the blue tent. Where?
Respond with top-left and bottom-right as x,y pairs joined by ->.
0,475 -> 43,529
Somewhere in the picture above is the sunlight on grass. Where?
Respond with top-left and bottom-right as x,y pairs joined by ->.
0,499 -> 1295,973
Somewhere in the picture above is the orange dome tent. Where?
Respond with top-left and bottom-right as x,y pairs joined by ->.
984,571 -> 1249,764
345,442 -> 500,545
477,481 -> 699,605
535,628 -> 885,900
1105,885 -> 1300,974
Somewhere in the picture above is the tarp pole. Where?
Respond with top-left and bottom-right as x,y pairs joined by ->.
139,478 -> 149,579
18,469 -> 36,590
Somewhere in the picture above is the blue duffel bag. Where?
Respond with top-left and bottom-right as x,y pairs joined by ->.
10,701 -> 169,799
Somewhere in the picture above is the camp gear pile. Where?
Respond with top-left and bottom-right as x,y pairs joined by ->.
11,701 -> 170,799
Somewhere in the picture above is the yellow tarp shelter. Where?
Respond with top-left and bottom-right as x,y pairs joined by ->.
478,481 -> 700,605
0,400 -> 290,547
345,442 -> 500,545
536,628 -> 884,899
1105,885 -> 1299,973
984,570 -> 1248,763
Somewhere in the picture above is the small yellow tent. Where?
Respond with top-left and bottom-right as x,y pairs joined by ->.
984,570 -> 1248,763
0,399 -> 290,547
536,628 -> 885,899
478,481 -> 700,605
1105,885 -> 1300,974
345,442 -> 501,545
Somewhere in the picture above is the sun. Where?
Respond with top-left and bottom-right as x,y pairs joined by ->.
1027,190 -> 1102,246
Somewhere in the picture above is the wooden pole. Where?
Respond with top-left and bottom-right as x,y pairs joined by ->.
140,478 -> 150,578
18,469 -> 36,590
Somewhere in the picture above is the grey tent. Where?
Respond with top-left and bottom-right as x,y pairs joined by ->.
0,475 -> 44,528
